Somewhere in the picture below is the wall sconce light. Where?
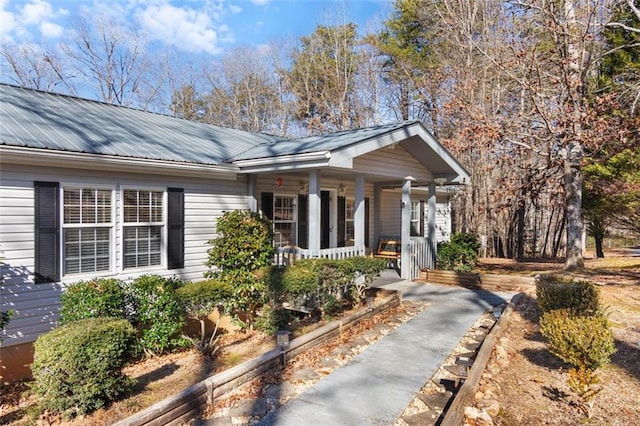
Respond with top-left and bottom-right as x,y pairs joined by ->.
434,177 -> 447,186
401,201 -> 406,208
276,177 -> 284,187
338,184 -> 345,195
299,183 -> 307,193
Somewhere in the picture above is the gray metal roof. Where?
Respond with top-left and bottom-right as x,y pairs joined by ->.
230,120 -> 421,161
0,84 -> 280,165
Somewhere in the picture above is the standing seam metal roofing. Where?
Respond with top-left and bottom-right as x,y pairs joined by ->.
0,84 -> 282,165
229,120 -> 422,161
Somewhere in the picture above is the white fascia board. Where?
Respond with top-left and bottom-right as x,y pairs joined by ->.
329,130 -> 410,165
234,151 -> 331,173
0,145 -> 239,180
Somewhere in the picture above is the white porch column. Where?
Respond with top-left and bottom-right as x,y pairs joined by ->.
354,174 -> 365,250
308,170 -> 321,252
400,176 -> 415,279
373,183 -> 382,247
247,175 -> 257,212
427,183 -> 437,268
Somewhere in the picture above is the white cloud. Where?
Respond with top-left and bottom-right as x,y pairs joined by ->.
40,21 -> 63,38
229,4 -> 242,14
0,0 -> 67,41
135,3 -> 229,54
20,0 -> 53,25
250,0 -> 270,5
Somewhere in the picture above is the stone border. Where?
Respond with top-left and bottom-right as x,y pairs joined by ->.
114,290 -> 400,426
440,292 -> 524,426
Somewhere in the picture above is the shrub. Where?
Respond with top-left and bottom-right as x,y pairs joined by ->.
254,304 -> 292,335
536,276 -> 601,315
30,317 -> 135,418
436,232 -> 480,272
0,309 -> 13,342
60,278 -> 126,324
176,279 -> 232,356
205,210 -> 275,327
539,309 -> 616,371
128,275 -> 186,355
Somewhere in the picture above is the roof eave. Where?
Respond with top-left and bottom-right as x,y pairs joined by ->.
0,145 -> 240,180
234,151 -> 332,173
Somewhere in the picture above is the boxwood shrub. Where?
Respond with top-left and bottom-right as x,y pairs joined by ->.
30,317 -> 136,418
536,276 -> 601,315
60,278 -> 126,324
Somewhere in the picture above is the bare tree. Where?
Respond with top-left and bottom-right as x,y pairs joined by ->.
1,42 -> 74,93
60,15 -> 152,107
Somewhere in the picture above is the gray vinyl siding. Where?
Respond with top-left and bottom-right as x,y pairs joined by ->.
352,145 -> 432,181
0,163 -> 245,346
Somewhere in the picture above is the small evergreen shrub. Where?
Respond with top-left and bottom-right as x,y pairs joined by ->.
254,304 -> 292,334
436,232 -> 480,272
205,210 -> 275,327
30,317 -> 135,418
60,278 -> 126,324
0,309 -> 13,342
536,276 -> 601,315
539,309 -> 616,371
128,275 -> 186,355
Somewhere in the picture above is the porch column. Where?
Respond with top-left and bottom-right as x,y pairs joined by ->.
354,174 -> 365,251
427,182 -> 437,268
247,175 -> 257,212
308,170 -> 321,252
400,176 -> 415,279
373,183 -> 382,248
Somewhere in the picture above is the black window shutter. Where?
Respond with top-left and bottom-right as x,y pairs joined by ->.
420,200 -> 425,237
34,181 -> 60,283
167,188 -> 184,269
337,196 -> 346,247
297,194 -> 308,248
261,192 -> 273,220
365,197 -> 370,248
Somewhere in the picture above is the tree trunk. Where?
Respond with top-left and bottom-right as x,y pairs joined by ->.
564,149 -> 585,270
594,235 -> 605,258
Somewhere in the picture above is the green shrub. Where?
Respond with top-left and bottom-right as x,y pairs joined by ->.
281,264 -> 320,297
205,210 -> 275,327
30,317 -> 135,418
60,278 -> 126,324
536,276 -> 601,315
0,309 -> 13,342
128,275 -> 186,355
539,309 -> 616,371
254,304 -> 292,335
436,232 -> 480,272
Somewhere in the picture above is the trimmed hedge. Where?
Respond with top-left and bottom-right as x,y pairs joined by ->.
30,317 -> 136,418
536,276 -> 601,316
60,278 -> 126,324
539,309 -> 616,371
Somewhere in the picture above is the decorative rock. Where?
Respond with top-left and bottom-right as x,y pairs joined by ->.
474,391 -> 485,401
494,344 -> 508,359
464,406 -> 481,420
480,399 -> 500,417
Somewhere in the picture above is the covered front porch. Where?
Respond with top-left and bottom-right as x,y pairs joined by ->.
234,121 -> 470,280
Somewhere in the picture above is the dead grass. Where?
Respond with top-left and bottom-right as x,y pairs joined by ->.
471,249 -> 640,425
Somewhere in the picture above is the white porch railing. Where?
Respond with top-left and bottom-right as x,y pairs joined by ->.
275,246 -> 366,266
409,238 -> 435,280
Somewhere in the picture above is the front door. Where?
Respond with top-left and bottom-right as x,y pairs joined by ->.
321,191 -> 330,249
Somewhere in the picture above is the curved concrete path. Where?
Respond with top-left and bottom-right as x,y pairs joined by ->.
258,280 -> 511,426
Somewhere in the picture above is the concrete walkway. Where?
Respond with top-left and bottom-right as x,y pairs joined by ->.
258,279 -> 511,425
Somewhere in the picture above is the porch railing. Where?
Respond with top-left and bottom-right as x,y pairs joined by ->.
275,245 -> 366,266
409,238 -> 435,280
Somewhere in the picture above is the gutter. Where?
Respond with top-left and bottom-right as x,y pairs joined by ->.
233,151 -> 331,173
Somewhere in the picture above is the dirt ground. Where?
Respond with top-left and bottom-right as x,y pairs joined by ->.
470,249 -> 640,425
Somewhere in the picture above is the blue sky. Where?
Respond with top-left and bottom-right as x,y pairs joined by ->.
0,0 -> 393,55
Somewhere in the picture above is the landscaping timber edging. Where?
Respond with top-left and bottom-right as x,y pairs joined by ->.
440,292 -> 525,426
113,289 -> 401,426
418,269 -> 535,291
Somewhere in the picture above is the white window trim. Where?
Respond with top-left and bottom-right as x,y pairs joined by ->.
119,186 -> 168,273
273,193 -> 297,247
59,183 -> 116,279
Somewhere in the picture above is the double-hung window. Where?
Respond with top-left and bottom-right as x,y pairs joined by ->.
410,201 -> 424,237
62,187 -> 113,275
273,195 -> 296,247
345,198 -> 355,244
123,189 -> 163,269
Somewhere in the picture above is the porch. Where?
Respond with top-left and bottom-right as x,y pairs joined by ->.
234,121 -> 470,280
